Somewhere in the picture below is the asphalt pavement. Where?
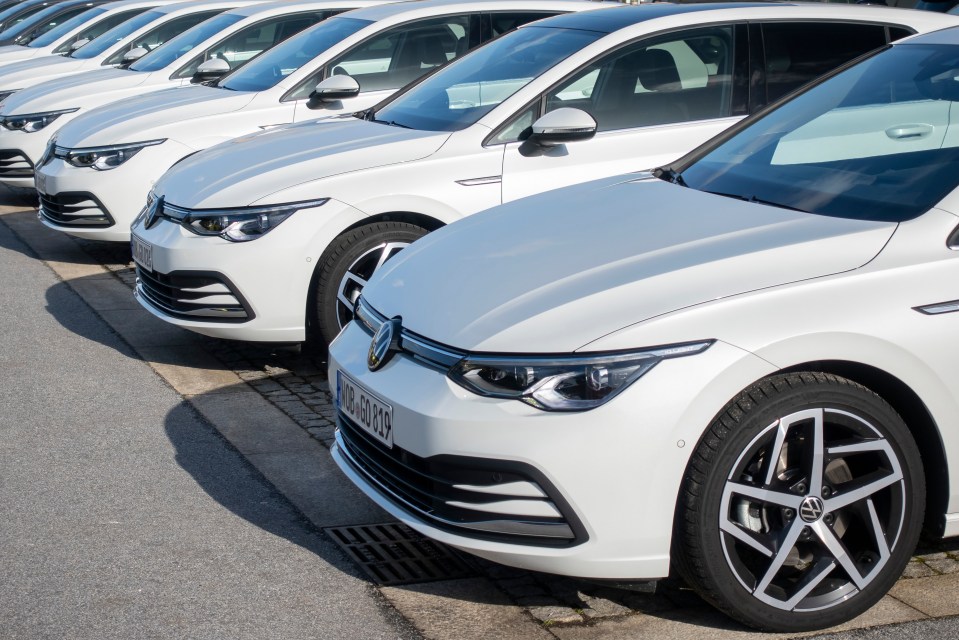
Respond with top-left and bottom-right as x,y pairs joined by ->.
0,207 -> 416,638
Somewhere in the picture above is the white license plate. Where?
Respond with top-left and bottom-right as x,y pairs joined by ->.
35,172 -> 47,193
337,370 -> 393,449
131,233 -> 153,271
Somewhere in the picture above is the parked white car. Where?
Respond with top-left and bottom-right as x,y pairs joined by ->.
0,0 -> 265,104
127,3 -> 959,345
0,0 -> 376,186
34,0 -> 606,241
0,0 -> 177,67
328,24 -> 959,632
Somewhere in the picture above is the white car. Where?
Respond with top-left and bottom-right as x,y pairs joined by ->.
0,0 -> 372,186
0,0 -> 177,68
0,1 -> 108,48
127,2 -> 958,345
328,24 -> 959,633
0,0 -> 264,105
34,0 -> 605,241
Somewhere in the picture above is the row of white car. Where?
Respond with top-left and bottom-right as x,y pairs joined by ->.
5,0 -> 959,632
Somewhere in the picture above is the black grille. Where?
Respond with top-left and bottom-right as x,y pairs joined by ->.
38,191 -> 114,228
135,266 -> 253,322
0,149 -> 33,177
335,413 -> 585,546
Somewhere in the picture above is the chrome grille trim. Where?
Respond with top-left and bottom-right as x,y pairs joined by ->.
38,191 -> 113,228
334,417 -> 580,544
135,266 -> 253,322
0,149 -> 33,177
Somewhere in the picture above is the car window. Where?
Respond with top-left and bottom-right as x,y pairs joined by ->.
372,25 -> 601,132
130,13 -> 243,71
680,44 -> 959,222
492,26 -> 736,144
218,16 -> 371,92
287,15 -> 473,100
102,11 -> 223,66
0,3 -> 48,34
30,6 -> 107,48
71,9 -> 164,59
2,5 -> 91,44
761,22 -> 888,104
49,8 -> 150,53
172,11 -> 332,79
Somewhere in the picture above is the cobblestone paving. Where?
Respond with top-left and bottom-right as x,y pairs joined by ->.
66,234 -> 959,628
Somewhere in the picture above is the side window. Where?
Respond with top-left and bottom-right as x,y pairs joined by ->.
761,22 -> 887,104
27,7 -> 90,40
489,11 -> 557,37
542,26 -> 735,135
54,9 -> 148,54
103,11 -> 221,65
287,15 -> 473,100
174,12 -> 328,79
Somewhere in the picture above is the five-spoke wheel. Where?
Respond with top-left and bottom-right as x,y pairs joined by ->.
676,373 -> 924,631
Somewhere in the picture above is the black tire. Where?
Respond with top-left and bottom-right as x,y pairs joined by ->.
674,372 -> 925,632
312,221 -> 428,345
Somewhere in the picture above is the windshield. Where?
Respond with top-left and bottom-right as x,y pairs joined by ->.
372,26 -> 601,132
28,6 -> 104,48
71,9 -> 162,59
0,3 -> 79,43
0,1 -> 48,34
678,44 -> 959,223
220,16 -> 370,92
131,13 -> 243,72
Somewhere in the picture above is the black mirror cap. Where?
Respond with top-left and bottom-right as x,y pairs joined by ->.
527,126 -> 596,148
191,68 -> 229,84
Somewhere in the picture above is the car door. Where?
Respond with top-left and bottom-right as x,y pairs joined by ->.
499,24 -> 748,202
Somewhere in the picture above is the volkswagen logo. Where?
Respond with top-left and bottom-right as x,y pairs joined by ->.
799,496 -> 825,523
144,195 -> 163,229
368,317 -> 401,371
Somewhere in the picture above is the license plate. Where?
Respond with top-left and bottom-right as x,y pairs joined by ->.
131,233 -> 153,271
35,172 -> 47,193
336,370 -> 393,449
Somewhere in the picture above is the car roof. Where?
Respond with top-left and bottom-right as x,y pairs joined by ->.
225,0 -> 388,19
900,23 -> 959,45
345,0 -> 615,23
527,1 -> 784,33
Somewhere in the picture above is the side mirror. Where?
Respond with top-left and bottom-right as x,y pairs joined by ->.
69,37 -> 89,52
307,74 -> 359,109
119,46 -> 148,68
527,108 -> 597,147
192,57 -> 231,84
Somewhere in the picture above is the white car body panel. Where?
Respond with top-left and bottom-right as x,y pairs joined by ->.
0,0 -> 377,185
36,0 -> 603,241
130,4 -> 959,342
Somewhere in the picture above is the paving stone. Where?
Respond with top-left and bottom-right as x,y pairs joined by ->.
579,594 -> 634,619
890,573 -> 959,617
381,578 -> 553,640
527,605 -> 583,624
916,551 -> 950,561
924,558 -> 959,575
902,561 -> 938,579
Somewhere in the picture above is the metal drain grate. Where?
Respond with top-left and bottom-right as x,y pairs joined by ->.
325,522 -> 475,586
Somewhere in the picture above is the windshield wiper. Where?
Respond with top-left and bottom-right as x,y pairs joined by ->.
653,166 -> 687,187
371,118 -> 411,129
704,190 -> 807,213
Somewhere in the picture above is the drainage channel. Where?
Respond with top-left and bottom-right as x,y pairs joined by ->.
325,522 -> 476,586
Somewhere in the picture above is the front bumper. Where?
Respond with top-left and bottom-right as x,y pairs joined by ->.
34,140 -> 195,242
328,320 -> 772,579
130,198 -> 359,343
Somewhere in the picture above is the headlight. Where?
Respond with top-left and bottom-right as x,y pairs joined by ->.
164,198 -> 328,242
59,139 -> 165,170
449,341 -> 714,411
1,108 -> 78,133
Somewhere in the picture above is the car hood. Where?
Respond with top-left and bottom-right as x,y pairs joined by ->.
54,84 -> 253,147
1,68 -> 148,114
0,45 -> 35,64
0,55 -> 85,90
154,118 -> 451,208
363,176 -> 897,353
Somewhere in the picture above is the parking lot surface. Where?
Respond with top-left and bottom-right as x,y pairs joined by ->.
2,188 -> 959,639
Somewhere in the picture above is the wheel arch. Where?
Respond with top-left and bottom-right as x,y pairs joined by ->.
778,359 -> 949,539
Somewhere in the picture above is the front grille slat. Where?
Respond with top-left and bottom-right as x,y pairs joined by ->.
38,191 -> 114,228
135,266 -> 253,322
336,414 -> 581,546
0,149 -> 33,177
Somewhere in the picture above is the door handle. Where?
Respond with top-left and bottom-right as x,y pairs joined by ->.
885,124 -> 933,140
